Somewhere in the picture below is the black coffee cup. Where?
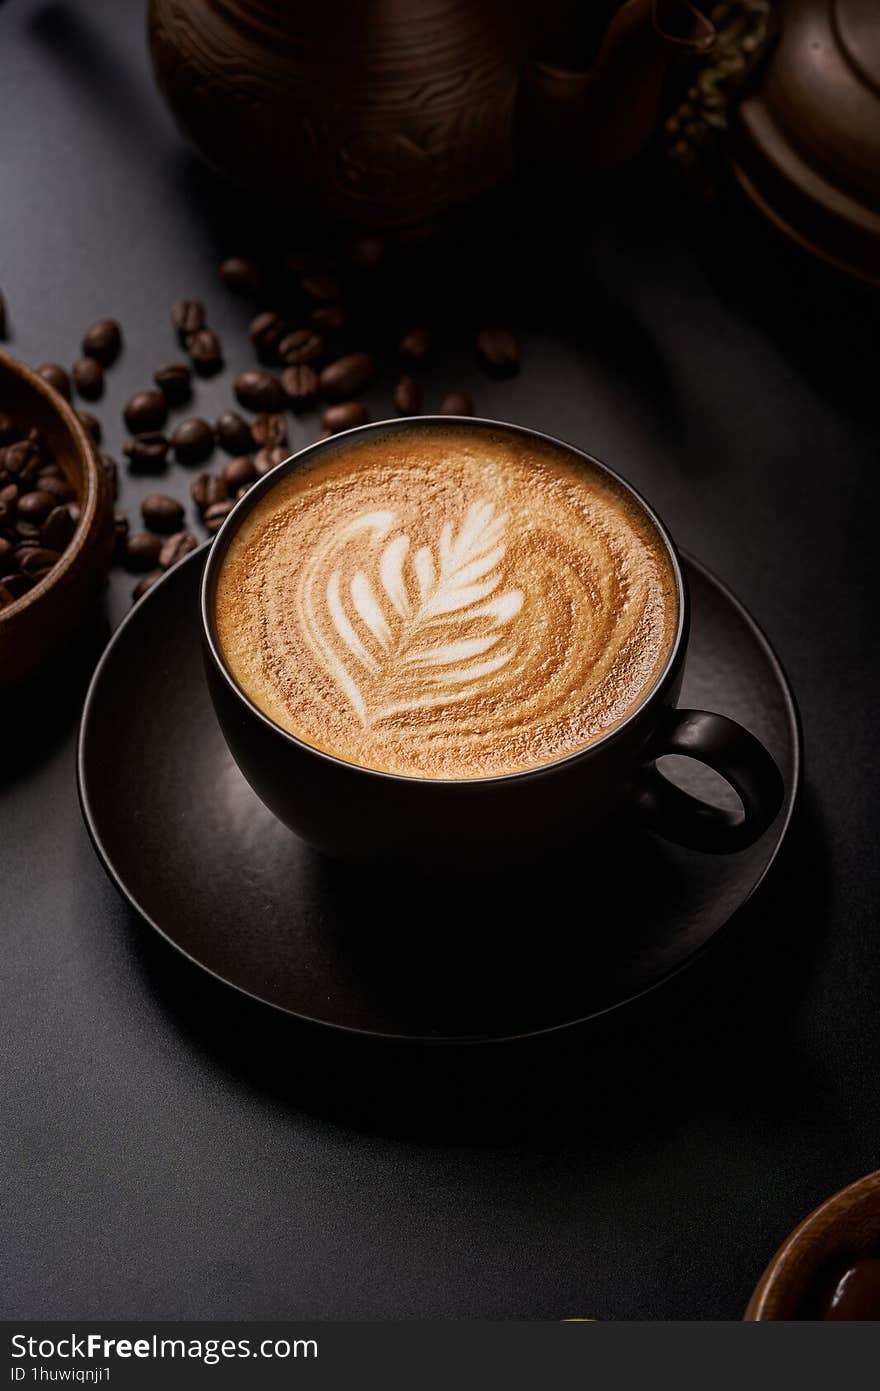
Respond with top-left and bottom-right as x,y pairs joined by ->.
201,419 -> 784,868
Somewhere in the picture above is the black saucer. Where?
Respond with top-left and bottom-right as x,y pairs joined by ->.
78,546 -> 800,1044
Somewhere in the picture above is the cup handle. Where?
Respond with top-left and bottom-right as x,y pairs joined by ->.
630,709 -> 785,853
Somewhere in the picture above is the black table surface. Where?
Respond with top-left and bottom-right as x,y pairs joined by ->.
2,0 -> 878,1321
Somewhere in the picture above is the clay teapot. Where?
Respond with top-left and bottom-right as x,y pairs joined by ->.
149,0 -> 714,228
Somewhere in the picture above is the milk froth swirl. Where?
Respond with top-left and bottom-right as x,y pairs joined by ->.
215,427 -> 678,780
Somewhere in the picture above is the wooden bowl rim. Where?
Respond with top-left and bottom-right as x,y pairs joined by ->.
0,347 -> 103,623
745,1168 -> 880,1319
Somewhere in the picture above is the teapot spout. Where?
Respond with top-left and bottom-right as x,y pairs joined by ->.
519,0 -> 715,171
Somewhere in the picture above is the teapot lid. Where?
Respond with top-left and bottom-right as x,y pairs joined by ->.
731,0 -> 880,286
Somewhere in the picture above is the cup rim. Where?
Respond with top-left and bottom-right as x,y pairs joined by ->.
200,415 -> 689,786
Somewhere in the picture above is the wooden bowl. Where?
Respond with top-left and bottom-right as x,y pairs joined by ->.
0,349 -> 113,686
745,1169 -> 880,1319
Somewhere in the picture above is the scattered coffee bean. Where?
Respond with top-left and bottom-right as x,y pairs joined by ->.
476,327 -> 519,375
254,445 -> 288,475
36,363 -> 71,400
439,390 -> 474,415
191,472 -> 228,511
300,269 -> 341,301
315,429 -> 333,442
132,571 -> 162,602
236,483 -> 255,500
399,327 -> 432,360
38,475 -> 76,503
72,356 -> 104,400
320,352 -> 375,400
282,364 -> 318,410
125,530 -> 164,571
98,453 -> 118,500
123,432 -> 169,472
171,416 -> 214,464
311,303 -> 346,331
17,490 -> 56,523
81,318 -> 121,366
221,456 -> 256,489
187,328 -> 223,374
113,510 -> 129,559
393,374 -> 421,415
279,329 -> 324,366
159,530 -> 198,569
251,413 -> 287,447
76,410 -> 101,444
234,369 -> 286,413
172,299 -> 205,341
153,362 -> 191,404
141,493 -> 184,532
249,311 -> 287,361
19,547 -> 61,576
124,390 -> 167,433
203,500 -> 235,533
346,233 -> 385,270
215,411 -> 254,454
321,401 -> 369,433
220,256 -> 263,295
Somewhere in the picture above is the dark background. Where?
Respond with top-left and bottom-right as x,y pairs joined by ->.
2,0 -> 878,1320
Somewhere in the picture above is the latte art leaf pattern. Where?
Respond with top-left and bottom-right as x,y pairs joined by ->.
300,501 -> 524,724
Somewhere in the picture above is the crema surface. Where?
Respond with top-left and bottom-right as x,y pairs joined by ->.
215,426 -> 678,779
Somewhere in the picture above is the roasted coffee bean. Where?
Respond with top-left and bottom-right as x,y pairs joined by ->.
1,573 -> 32,599
0,495 -> 14,528
215,411 -> 254,454
187,328 -> 223,374
72,356 -> 104,400
125,530 -> 164,571
311,303 -> 346,331
4,439 -> 42,483
321,401 -> 369,433
393,374 -> 421,415
346,233 -> 385,270
153,362 -> 191,404
76,410 -> 101,444
38,475 -> 76,503
159,530 -> 198,569
113,510 -> 129,559
234,369 -> 286,413
15,519 -> 41,541
300,270 -> 341,301
476,327 -> 519,375
221,456 -> 256,489
124,432 -> 169,472
36,363 -> 71,400
0,414 -> 18,445
17,490 -> 56,523
251,413 -> 287,447
236,483 -> 255,501
37,461 -> 64,479
220,257 -> 263,294
132,572 -> 162,602
282,364 -> 318,410
248,311 -> 287,361
439,390 -> 474,415
320,352 -> 374,400
124,390 -> 167,433
40,504 -> 76,552
191,472 -> 228,511
399,327 -> 432,361
315,429 -> 333,442
203,501 -> 235,533
172,299 -> 205,341
278,329 -> 324,366
98,453 -> 118,500
81,318 -> 121,365
0,538 -> 11,566
18,546 -> 60,575
254,445 -> 288,475
171,416 -> 214,464
141,494 -> 184,532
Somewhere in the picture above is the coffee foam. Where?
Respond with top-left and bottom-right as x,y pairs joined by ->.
215,426 -> 678,779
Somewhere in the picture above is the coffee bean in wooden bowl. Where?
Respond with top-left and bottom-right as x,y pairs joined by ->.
0,349 -> 113,686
